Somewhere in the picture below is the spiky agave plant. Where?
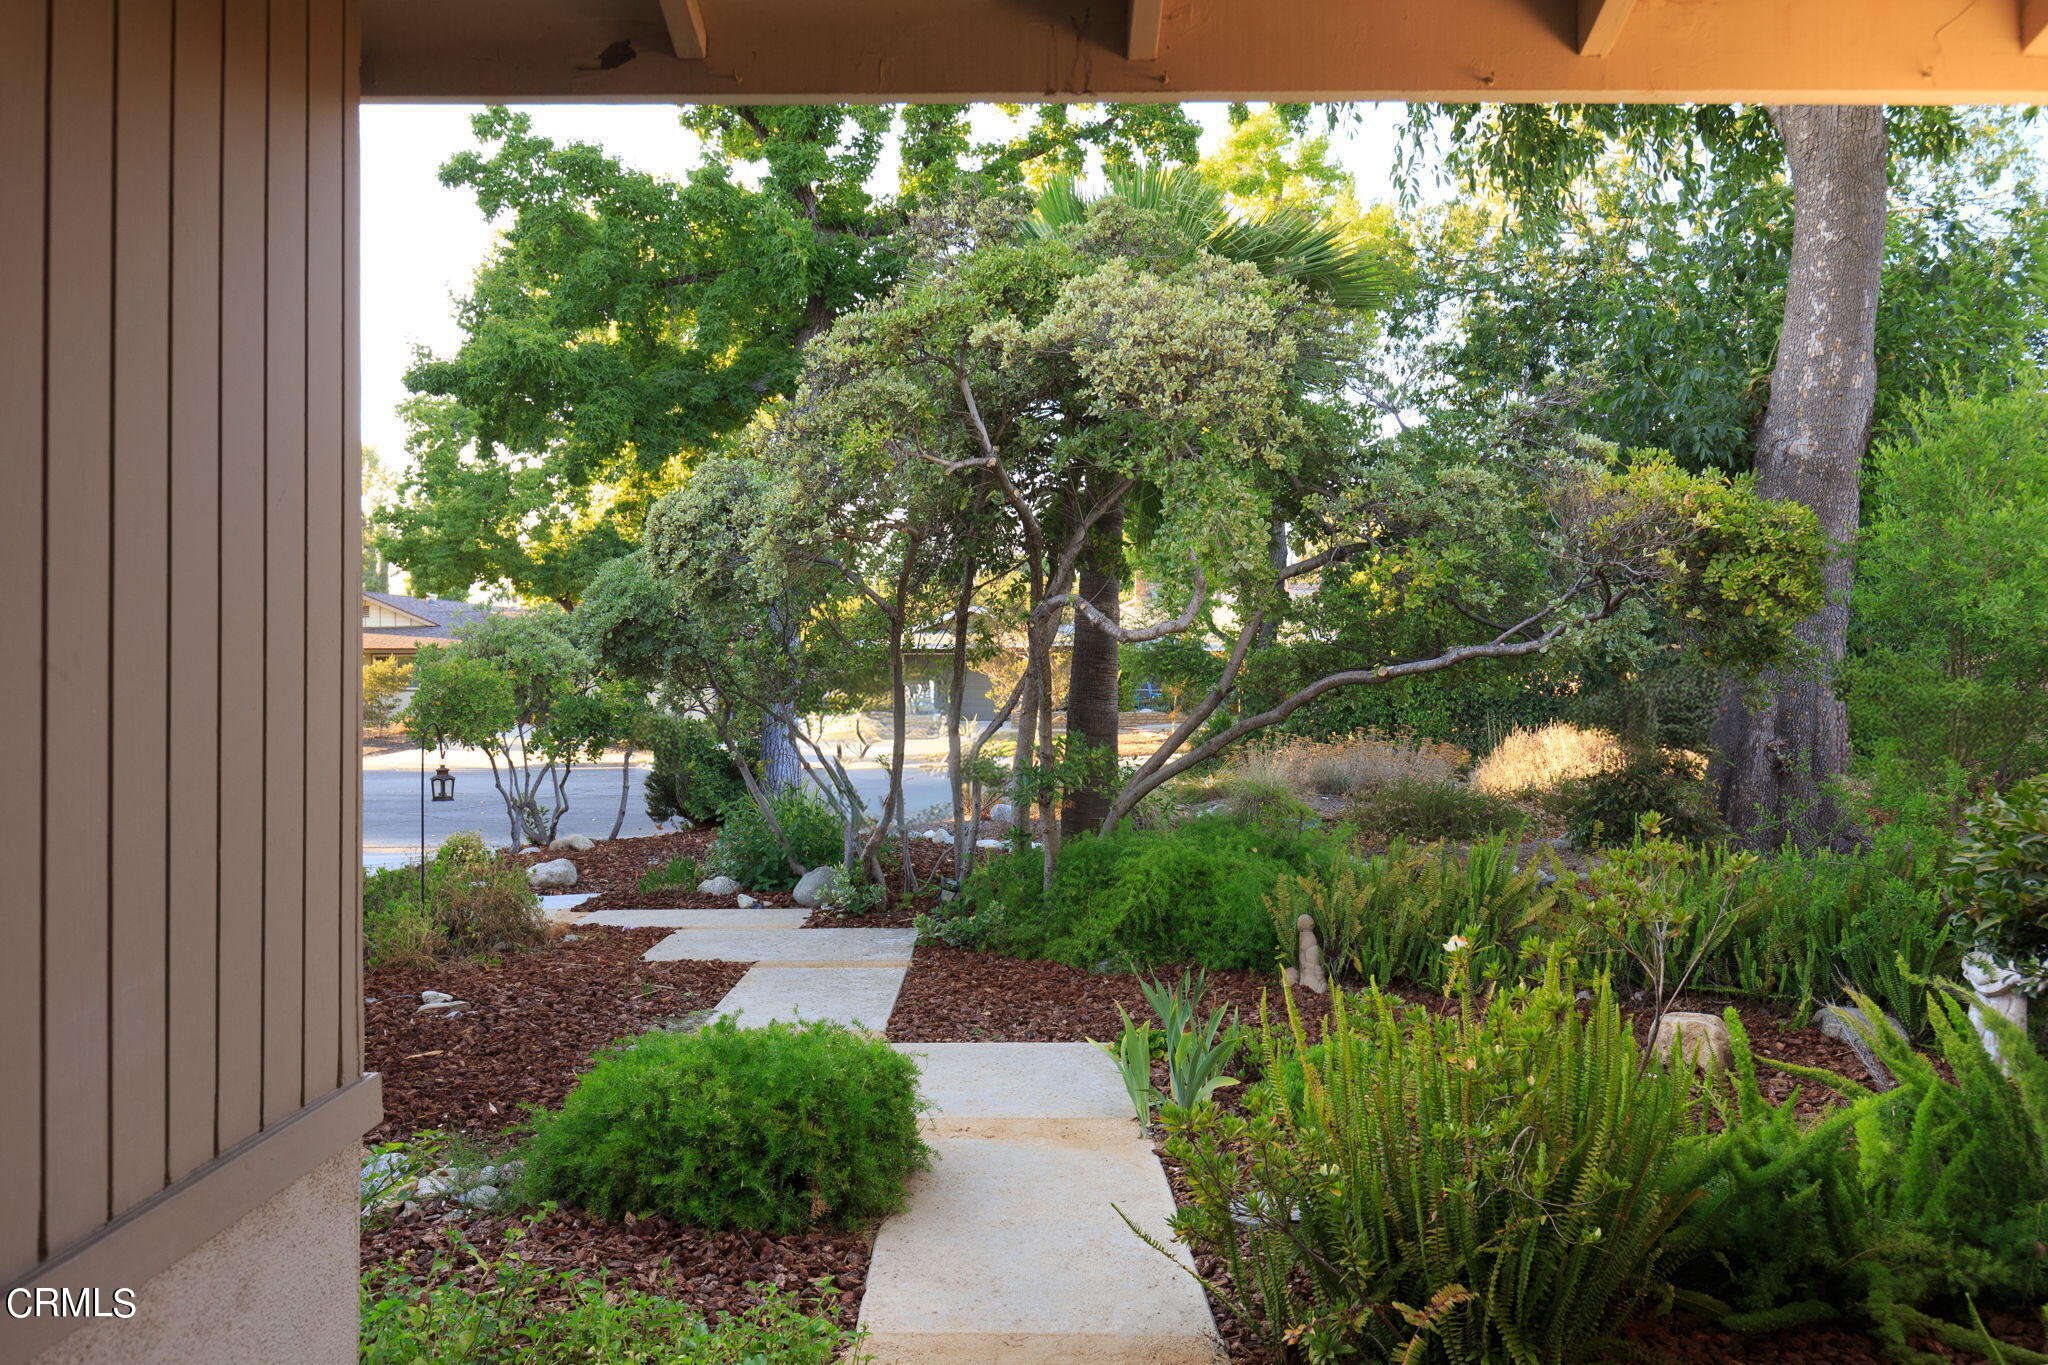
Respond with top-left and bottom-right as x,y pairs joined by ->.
1145,963 -> 1710,1364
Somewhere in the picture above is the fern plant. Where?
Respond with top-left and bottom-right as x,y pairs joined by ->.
1682,991 -> 2048,1362
1154,964 -> 1709,1364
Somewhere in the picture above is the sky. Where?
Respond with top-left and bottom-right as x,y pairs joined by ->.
356,102 -> 1412,464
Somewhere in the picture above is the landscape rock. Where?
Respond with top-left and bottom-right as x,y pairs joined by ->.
697,875 -> 740,896
1649,1012 -> 1732,1071
458,1184 -> 501,1207
415,998 -> 470,1015
986,803 -> 1016,824
737,893 -> 761,909
1814,1004 -> 1908,1090
793,865 -> 837,908
548,833 -> 597,852
420,990 -> 456,1006
526,858 -> 578,890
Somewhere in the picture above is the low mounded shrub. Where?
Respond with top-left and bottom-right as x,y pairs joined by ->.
1348,776 -> 1528,843
709,789 -> 844,891
936,815 -> 1343,971
362,832 -> 545,969
644,715 -> 750,828
519,1017 -> 929,1233
1168,966 -> 1709,1363
1556,750 -> 1720,847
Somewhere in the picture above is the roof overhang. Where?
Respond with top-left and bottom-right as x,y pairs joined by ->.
359,0 -> 2048,105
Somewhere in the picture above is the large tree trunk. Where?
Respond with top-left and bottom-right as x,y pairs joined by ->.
1063,499 -> 1124,838
1710,105 -> 1886,851
760,600 -> 804,793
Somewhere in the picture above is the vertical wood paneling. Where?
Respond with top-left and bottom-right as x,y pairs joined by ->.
41,0 -> 117,1253
0,0 -> 51,1282
167,0 -> 227,1185
341,0 -> 364,1084
14,0 -> 367,1291
110,0 -> 176,1214
301,0 -> 345,1103
214,0 -> 271,1149
261,0 -> 310,1129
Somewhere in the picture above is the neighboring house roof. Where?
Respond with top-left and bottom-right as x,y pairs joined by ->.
361,592 -> 515,653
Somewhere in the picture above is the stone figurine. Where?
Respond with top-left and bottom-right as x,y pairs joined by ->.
1964,951 -> 2030,1068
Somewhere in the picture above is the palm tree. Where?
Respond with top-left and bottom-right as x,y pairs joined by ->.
1026,168 -> 1393,834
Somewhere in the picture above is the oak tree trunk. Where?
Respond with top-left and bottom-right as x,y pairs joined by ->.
1063,499 -> 1124,837
1710,105 -> 1887,851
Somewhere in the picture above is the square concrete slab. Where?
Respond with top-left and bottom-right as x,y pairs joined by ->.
642,927 -> 916,966
858,1133 -> 1221,1364
892,1043 -> 1136,1124
711,965 -> 908,1030
580,906 -> 811,930
538,893 -> 594,914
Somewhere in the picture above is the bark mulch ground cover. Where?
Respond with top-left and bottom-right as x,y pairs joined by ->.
365,927 -> 747,1141
360,1204 -> 870,1330
364,926 -> 872,1326
508,828 -> 716,901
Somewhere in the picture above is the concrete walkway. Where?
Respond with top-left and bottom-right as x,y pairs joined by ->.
543,903 -> 1226,1362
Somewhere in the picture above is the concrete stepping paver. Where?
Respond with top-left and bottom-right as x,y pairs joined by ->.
579,906 -> 810,931
891,1042 -> 1137,1139
858,1132 -> 1220,1363
710,965 -> 908,1030
643,926 -> 916,967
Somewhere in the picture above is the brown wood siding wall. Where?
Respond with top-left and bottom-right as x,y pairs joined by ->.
0,0 -> 366,1288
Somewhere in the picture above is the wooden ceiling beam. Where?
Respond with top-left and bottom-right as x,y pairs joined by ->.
658,0 -> 705,59
1128,0 -> 1163,61
1577,0 -> 1640,57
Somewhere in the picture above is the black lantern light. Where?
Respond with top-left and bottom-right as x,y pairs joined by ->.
430,764 -> 456,802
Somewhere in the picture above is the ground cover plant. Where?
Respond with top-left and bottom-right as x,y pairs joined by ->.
930,814 -> 1345,971
363,832 -> 547,970
708,789 -> 844,891
361,1231 -> 863,1365
518,1017 -> 929,1233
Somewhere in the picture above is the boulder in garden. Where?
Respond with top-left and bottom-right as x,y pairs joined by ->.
527,858 -> 578,890
697,875 -> 739,897
793,865 -> 836,908
548,833 -> 597,852
1649,1012 -> 1732,1071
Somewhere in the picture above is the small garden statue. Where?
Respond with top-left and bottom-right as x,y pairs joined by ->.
1288,914 -> 1327,995
1947,776 -> 2048,1069
1963,953 -> 2029,1066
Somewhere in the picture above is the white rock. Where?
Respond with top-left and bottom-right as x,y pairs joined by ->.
793,866 -> 837,908
987,803 -> 1016,823
736,893 -> 761,909
414,1171 -> 455,1198
975,838 -> 1007,850
527,858 -> 578,890
458,1184 -> 501,1207
420,990 -> 456,1006
416,999 -> 470,1014
548,833 -> 597,852
1649,1012 -> 1732,1071
697,875 -> 740,896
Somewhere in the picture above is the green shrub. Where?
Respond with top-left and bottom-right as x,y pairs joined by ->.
1164,966 -> 1709,1364
1847,387 -> 2048,787
1267,840 -> 1559,990
1556,750 -> 1720,847
709,789 -> 844,891
645,715 -> 750,828
361,832 -> 545,968
361,1240 -> 859,1364
1681,993 -> 2048,1357
636,855 -> 702,896
362,655 -> 415,729
939,815 -> 1342,971
1946,775 -> 2048,975
519,1018 -> 928,1233
1349,776 -> 1527,842
1217,777 -> 1320,830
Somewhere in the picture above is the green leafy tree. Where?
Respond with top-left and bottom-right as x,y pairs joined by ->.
1398,102 -> 1987,849
403,609 -> 606,846
1849,386 -> 2048,786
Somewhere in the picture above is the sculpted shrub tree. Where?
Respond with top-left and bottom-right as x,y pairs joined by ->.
780,193 -> 1827,888
403,609 -> 610,847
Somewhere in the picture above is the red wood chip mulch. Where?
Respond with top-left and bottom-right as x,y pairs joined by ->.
360,1203 -> 870,1330
365,927 -> 748,1142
